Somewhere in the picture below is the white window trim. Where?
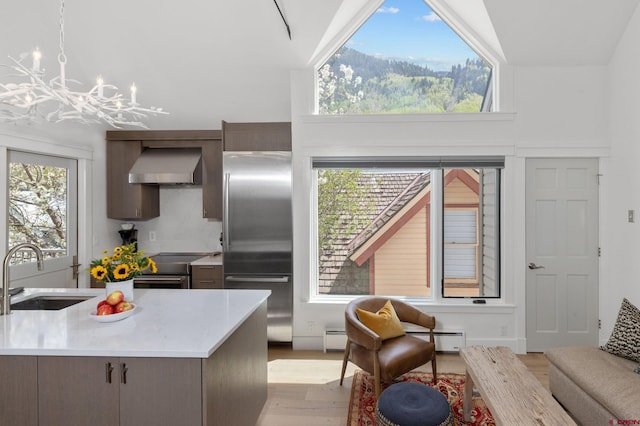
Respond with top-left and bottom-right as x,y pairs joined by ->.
309,164 -> 502,304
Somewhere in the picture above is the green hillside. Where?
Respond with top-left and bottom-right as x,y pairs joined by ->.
318,47 -> 491,114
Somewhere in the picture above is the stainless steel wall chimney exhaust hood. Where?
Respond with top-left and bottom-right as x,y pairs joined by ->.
129,148 -> 203,184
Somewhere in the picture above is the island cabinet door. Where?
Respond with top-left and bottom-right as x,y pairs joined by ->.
119,357 -> 203,426
38,356 -> 120,426
0,356 -> 38,426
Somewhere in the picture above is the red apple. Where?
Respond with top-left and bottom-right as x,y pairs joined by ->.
97,304 -> 114,316
106,290 -> 124,306
114,301 -> 133,313
96,299 -> 109,310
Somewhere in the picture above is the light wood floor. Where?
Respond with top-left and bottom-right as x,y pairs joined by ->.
256,345 -> 550,426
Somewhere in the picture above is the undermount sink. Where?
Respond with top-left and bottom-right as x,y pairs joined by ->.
11,295 -> 92,311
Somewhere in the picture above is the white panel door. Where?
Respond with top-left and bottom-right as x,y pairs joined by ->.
7,151 -> 78,288
525,158 -> 599,351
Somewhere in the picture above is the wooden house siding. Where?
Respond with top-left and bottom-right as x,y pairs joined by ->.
350,186 -> 429,266
373,208 -> 429,296
444,177 -> 478,205
443,173 -> 481,292
480,169 -> 499,296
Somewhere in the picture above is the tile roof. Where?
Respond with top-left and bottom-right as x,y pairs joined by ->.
318,172 -> 430,294
347,173 -> 431,255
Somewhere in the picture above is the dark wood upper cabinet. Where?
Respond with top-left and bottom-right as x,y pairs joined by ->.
106,130 -> 223,220
106,140 -> 160,220
222,121 -> 291,151
201,140 -> 223,219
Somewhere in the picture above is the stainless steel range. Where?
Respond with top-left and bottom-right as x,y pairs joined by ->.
134,252 -> 213,289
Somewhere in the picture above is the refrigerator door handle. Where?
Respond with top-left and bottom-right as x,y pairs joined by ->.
226,276 -> 290,283
223,172 -> 230,250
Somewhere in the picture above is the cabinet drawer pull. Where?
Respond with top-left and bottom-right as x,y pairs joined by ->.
121,362 -> 128,384
105,362 -> 114,384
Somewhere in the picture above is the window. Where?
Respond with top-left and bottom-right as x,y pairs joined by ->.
442,168 -> 500,297
8,151 -> 76,265
313,158 -> 501,299
317,0 -> 493,114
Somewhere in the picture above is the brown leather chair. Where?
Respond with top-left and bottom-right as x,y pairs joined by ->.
339,297 -> 437,396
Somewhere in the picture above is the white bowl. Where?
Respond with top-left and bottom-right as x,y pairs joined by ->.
89,304 -> 137,323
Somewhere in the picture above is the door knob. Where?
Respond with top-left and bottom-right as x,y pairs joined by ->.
528,262 -> 545,270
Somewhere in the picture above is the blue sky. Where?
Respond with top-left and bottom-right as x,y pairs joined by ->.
346,0 -> 480,71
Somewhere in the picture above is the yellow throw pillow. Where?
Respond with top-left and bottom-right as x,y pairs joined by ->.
356,300 -> 406,340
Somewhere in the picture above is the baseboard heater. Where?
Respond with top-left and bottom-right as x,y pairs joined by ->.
323,328 -> 465,353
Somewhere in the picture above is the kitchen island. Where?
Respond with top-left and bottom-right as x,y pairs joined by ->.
0,288 -> 270,426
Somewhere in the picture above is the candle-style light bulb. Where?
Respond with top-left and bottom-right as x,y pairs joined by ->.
32,48 -> 41,73
130,83 -> 137,105
97,75 -> 104,97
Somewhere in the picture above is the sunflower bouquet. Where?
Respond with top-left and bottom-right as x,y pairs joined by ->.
90,243 -> 157,283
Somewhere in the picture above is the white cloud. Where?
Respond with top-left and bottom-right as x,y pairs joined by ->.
420,12 -> 441,22
376,6 -> 400,14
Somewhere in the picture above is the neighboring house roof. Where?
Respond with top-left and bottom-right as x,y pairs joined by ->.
318,172 -> 425,293
348,169 -> 480,269
347,173 -> 431,257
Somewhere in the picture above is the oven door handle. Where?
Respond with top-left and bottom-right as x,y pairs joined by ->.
226,276 -> 289,283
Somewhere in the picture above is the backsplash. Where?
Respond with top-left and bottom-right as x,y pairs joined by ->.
118,186 -> 222,254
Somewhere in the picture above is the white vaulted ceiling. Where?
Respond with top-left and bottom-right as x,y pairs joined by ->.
482,0 -> 640,65
0,0 -> 638,138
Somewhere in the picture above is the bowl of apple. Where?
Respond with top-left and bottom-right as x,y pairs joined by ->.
89,290 -> 136,323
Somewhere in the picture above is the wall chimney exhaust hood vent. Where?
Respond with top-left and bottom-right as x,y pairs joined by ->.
129,148 -> 202,185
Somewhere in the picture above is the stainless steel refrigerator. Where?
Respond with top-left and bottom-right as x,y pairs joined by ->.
222,151 -> 293,342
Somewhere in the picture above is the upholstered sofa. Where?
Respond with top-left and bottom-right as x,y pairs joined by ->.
545,298 -> 640,425
546,345 -> 640,425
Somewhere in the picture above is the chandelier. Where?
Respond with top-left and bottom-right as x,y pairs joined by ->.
0,0 -> 167,129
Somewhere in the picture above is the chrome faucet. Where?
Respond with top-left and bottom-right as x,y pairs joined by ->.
2,243 -> 44,315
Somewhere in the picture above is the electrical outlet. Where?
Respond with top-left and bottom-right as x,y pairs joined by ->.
149,231 -> 156,241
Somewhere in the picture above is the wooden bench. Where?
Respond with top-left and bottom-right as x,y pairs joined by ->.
460,345 -> 575,425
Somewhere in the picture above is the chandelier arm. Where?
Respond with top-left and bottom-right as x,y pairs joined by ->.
0,0 -> 168,129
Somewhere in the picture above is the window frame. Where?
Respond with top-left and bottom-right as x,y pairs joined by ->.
314,0 -> 495,115
441,167 -> 501,299
311,156 -> 503,302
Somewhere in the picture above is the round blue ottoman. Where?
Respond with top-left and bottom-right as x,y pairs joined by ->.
375,382 -> 453,426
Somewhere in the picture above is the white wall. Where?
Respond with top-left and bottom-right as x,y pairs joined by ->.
601,4 -> 640,338
290,58 -> 610,352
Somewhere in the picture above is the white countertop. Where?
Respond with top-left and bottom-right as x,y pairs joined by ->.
191,253 -> 223,266
0,288 -> 269,358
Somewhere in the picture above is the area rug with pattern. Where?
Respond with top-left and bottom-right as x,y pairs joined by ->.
347,370 -> 495,426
